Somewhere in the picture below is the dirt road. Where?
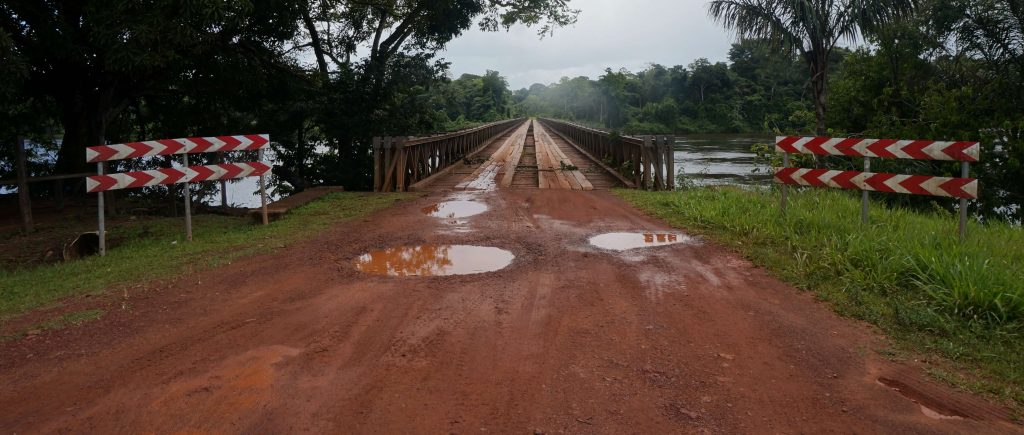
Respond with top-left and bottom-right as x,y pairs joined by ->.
1,125 -> 1018,433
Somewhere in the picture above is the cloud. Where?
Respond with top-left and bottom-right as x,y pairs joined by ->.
439,0 -> 736,89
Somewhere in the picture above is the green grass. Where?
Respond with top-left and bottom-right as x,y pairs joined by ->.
615,186 -> 1024,409
0,192 -> 412,322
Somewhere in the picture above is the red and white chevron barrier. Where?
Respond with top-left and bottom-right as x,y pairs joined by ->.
86,134 -> 269,163
774,168 -> 978,199
775,136 -> 979,162
86,162 -> 271,193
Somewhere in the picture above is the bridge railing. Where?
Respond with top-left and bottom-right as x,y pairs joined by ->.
373,118 -> 525,192
537,118 -> 674,190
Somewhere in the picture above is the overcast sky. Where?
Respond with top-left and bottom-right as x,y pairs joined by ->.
438,0 -> 737,90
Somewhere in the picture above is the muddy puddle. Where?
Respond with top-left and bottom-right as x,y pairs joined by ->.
421,200 -> 488,219
354,245 -> 514,276
588,232 -> 694,251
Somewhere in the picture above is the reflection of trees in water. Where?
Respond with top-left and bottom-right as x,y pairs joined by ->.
356,245 -> 453,276
643,233 -> 679,244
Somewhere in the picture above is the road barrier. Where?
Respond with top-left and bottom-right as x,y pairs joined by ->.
538,118 -> 674,190
774,136 -> 980,238
373,118 -> 525,192
86,134 -> 271,255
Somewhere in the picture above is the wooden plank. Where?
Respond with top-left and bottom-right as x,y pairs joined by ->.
534,122 -> 592,191
538,119 -> 635,189
498,123 -> 530,188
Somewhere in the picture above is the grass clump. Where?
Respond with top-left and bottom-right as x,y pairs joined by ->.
615,186 -> 1024,407
0,192 -> 412,322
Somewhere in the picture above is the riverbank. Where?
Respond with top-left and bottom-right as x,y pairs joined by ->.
616,187 -> 1024,412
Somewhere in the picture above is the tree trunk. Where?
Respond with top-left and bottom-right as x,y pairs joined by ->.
809,55 -> 829,168
56,99 -> 106,179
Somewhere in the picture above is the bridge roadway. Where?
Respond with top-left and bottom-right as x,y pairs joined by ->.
424,119 -> 621,192
0,120 -> 1013,433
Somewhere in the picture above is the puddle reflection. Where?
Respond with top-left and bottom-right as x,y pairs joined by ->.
354,245 -> 514,276
589,232 -> 693,251
422,200 -> 488,219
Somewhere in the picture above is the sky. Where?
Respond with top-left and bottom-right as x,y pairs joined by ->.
438,0 -> 737,90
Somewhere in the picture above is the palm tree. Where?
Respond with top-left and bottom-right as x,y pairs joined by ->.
708,0 -> 916,137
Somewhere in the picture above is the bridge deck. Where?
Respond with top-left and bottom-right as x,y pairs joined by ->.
422,119 -> 622,191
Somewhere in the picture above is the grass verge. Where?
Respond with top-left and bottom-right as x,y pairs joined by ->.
0,192 -> 412,322
615,187 -> 1024,409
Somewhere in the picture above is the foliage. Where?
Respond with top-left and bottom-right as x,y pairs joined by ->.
617,186 -> 1024,407
708,0 -> 915,136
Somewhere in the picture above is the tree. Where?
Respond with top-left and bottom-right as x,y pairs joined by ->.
707,0 -> 915,137
0,0 -> 302,177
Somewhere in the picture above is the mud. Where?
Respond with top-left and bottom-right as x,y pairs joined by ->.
0,187 -> 1017,433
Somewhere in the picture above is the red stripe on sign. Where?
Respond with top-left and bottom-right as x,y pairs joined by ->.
157,139 -> 186,154
126,142 -> 153,158
190,137 -> 214,153
775,137 -> 800,153
221,164 -> 244,179
898,175 -> 933,196
802,137 -> 830,155
774,167 -> 797,184
251,162 -> 271,174
221,136 -> 242,149
867,140 -> 898,159
244,134 -> 268,150
88,175 -> 118,193
191,165 -> 216,182
830,170 -> 858,189
87,146 -> 119,163
943,142 -> 979,162
160,168 -> 187,184
939,178 -> 975,198
902,140 -> 933,160
864,173 -> 896,191
125,171 -> 156,188
803,169 -> 830,187
834,138 -> 863,156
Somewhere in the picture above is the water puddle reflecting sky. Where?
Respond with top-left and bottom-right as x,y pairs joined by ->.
589,232 -> 694,251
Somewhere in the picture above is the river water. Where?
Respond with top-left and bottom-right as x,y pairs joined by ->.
673,134 -> 773,187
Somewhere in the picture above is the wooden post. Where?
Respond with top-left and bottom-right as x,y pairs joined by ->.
395,137 -> 407,192
641,136 -> 653,190
15,138 -> 33,233
666,136 -> 676,190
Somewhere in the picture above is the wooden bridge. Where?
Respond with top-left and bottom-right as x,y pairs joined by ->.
373,118 -> 676,192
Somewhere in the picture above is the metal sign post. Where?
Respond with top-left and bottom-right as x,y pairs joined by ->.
258,148 -> 269,225
97,162 -> 106,256
959,161 -> 969,240
781,153 -> 790,212
183,153 -> 193,241
861,157 -> 871,224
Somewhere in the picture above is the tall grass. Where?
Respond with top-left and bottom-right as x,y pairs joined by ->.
616,187 -> 1024,406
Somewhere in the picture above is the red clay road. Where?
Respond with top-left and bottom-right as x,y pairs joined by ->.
0,187 -> 1019,433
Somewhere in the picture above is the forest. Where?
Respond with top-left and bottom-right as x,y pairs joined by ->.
1,0 -> 1021,221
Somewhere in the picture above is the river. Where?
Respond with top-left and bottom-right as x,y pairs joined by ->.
673,133 -> 773,187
